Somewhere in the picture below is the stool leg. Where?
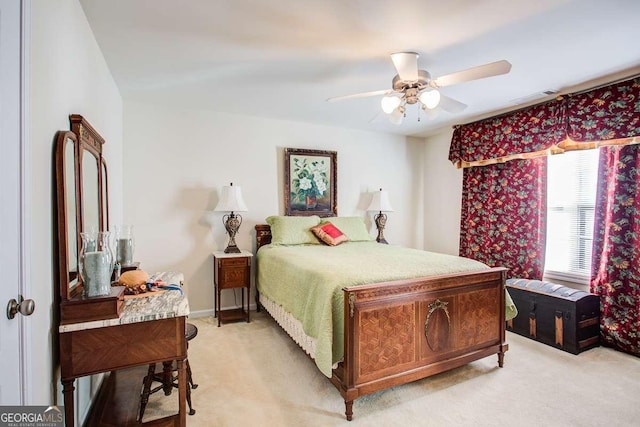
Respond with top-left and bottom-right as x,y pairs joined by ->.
186,359 -> 198,389
186,378 -> 196,415
139,363 -> 156,422
162,361 -> 173,396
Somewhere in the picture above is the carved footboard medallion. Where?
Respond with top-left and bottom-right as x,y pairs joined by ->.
424,299 -> 451,352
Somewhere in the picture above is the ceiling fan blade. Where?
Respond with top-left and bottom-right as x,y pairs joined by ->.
391,52 -> 419,81
432,60 -> 512,87
368,110 -> 383,123
326,89 -> 391,102
422,107 -> 441,120
439,94 -> 468,113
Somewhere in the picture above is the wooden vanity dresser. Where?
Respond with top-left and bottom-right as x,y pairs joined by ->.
59,292 -> 190,427
54,116 -> 190,426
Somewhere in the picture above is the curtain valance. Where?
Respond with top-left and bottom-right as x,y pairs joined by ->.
449,77 -> 640,168
568,77 -> 640,142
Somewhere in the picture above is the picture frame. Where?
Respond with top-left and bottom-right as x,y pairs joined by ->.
285,148 -> 337,217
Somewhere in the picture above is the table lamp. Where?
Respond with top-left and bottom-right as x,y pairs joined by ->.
366,188 -> 394,244
214,183 -> 248,253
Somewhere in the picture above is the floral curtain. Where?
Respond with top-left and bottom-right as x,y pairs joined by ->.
568,77 -> 640,143
449,99 -> 566,168
590,143 -> 640,356
459,157 -> 547,279
449,77 -> 640,169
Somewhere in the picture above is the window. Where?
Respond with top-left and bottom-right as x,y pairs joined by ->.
545,149 -> 599,284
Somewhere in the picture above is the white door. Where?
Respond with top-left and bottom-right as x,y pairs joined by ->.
0,0 -> 28,405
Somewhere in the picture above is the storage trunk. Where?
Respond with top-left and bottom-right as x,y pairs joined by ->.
506,279 -> 600,354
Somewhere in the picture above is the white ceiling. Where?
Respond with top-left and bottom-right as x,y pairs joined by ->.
80,0 -> 640,137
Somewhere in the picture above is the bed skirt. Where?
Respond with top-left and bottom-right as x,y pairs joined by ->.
259,293 -> 319,360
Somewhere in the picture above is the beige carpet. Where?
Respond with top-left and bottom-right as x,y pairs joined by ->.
142,312 -> 640,426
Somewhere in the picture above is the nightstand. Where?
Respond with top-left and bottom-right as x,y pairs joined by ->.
213,251 -> 252,327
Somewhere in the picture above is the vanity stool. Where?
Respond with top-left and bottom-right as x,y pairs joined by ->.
138,322 -> 199,421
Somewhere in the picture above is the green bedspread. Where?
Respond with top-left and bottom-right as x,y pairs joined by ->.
257,241 -> 516,377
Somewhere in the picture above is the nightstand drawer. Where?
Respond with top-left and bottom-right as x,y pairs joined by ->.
214,254 -> 251,289
218,266 -> 249,289
218,257 -> 249,268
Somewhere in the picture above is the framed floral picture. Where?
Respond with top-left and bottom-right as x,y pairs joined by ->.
285,148 -> 337,217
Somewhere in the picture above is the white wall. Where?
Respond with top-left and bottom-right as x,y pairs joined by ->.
123,101 -> 425,314
423,129 -> 463,255
30,0 -> 122,418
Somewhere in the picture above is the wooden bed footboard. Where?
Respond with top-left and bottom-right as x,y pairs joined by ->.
331,267 -> 508,421
255,224 -> 508,421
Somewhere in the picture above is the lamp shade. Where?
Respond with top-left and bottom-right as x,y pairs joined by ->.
367,188 -> 394,212
214,183 -> 248,212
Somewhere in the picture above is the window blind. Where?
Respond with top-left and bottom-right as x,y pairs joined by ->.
545,149 -> 599,283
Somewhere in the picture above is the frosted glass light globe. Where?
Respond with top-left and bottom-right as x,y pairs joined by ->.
388,107 -> 404,125
419,89 -> 441,109
381,96 -> 401,114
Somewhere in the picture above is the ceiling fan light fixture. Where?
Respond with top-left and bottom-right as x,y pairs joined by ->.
327,53 -> 510,125
419,89 -> 441,109
381,95 -> 402,114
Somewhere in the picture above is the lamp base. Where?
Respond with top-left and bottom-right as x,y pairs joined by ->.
223,212 -> 243,254
374,212 -> 389,245
224,245 -> 241,254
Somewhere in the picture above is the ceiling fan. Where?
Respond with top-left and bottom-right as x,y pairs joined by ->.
327,52 -> 512,124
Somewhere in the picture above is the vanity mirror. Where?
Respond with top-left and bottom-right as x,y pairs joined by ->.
55,115 -> 124,324
55,131 -> 79,292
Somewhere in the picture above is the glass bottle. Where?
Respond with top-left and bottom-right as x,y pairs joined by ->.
115,225 -> 135,266
79,231 -> 113,297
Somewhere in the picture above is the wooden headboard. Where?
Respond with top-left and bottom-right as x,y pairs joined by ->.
255,224 -> 272,249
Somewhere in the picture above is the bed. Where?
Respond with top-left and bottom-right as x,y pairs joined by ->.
255,216 -> 514,421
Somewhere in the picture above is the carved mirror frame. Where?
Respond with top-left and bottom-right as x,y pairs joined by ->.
55,115 -> 108,302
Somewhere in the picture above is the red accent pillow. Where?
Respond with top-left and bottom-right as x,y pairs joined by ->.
310,222 -> 349,246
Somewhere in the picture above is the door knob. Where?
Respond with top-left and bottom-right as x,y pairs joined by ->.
6,296 -> 35,319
